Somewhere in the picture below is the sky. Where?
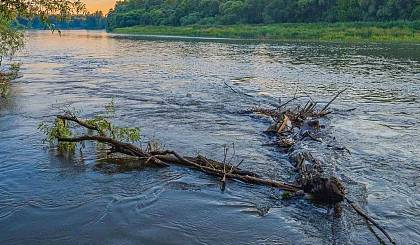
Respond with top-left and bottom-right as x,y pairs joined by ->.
85,0 -> 117,13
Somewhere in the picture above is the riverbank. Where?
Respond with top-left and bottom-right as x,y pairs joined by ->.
113,21 -> 420,43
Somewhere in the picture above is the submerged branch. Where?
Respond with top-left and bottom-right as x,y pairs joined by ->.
57,115 -> 99,131
249,89 -> 395,244
345,197 -> 396,244
57,126 -> 300,192
320,88 -> 347,114
44,89 -> 395,243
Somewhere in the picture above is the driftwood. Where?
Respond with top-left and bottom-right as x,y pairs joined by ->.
249,90 -> 395,244
345,197 -> 396,244
48,90 -> 395,244
250,92 -> 347,204
55,115 -> 300,193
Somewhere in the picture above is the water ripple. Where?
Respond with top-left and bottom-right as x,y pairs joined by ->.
0,30 -> 418,244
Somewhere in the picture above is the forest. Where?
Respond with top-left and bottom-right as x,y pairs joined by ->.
17,11 -> 106,30
106,0 -> 419,29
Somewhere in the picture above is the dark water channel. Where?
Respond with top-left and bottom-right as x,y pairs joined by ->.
0,30 -> 419,244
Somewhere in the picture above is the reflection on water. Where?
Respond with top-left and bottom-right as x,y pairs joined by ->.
0,30 -> 419,244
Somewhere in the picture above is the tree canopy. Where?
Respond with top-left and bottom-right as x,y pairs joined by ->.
0,0 -> 85,67
106,0 -> 419,29
0,0 -> 85,20
18,11 -> 107,30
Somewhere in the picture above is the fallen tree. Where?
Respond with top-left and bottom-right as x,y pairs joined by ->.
248,89 -> 395,244
249,91 -> 348,204
39,93 -> 395,244
40,112 -> 300,192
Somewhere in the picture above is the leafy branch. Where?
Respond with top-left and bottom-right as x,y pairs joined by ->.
38,99 -> 141,151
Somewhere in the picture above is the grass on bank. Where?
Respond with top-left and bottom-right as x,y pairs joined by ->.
113,21 -> 420,43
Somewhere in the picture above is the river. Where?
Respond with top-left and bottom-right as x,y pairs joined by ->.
0,30 -> 419,244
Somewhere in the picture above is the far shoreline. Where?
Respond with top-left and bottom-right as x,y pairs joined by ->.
111,21 -> 420,43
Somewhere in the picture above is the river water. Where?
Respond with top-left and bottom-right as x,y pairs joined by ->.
0,30 -> 419,244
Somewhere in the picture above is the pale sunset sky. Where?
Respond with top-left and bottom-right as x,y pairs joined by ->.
85,0 -> 117,13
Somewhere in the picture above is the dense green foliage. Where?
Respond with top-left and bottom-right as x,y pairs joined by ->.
107,0 -> 419,30
0,1 -> 85,20
0,0 -> 85,70
39,100 -> 141,152
18,11 -> 106,30
0,13 -> 24,66
0,63 -> 20,97
114,21 -> 420,42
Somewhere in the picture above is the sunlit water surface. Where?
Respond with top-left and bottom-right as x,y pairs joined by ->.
0,30 -> 419,244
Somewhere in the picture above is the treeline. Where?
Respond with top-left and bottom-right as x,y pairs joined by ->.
107,0 -> 419,29
18,11 -> 106,30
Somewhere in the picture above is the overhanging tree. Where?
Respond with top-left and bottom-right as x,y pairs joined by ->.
0,0 -> 85,71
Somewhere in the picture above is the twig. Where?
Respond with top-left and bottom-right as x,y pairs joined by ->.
57,115 -> 98,131
223,81 -> 253,97
224,81 -> 238,94
201,156 -> 217,170
226,143 -> 236,166
235,159 -> 244,169
301,131 -> 322,143
320,88 -> 347,114
345,197 -> 396,245
221,145 -> 229,191
301,91 -> 315,103
278,95 -> 308,109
